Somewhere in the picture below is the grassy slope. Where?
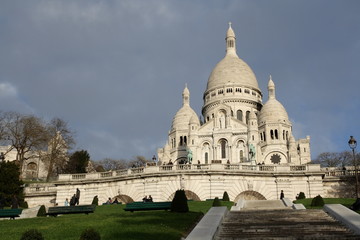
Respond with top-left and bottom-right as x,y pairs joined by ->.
0,201 -> 233,240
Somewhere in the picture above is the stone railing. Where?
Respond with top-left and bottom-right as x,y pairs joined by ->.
56,163 -> 322,182
322,166 -> 357,177
24,184 -> 58,194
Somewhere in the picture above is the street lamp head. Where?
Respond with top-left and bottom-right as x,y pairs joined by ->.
349,136 -> 357,150
152,155 -> 156,162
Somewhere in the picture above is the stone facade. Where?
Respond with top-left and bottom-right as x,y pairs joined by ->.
24,164 -> 329,208
158,23 -> 310,166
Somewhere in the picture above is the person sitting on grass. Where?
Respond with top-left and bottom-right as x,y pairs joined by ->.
106,198 -> 112,204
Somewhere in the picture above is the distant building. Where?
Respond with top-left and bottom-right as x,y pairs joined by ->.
0,131 -> 68,180
158,23 -> 311,165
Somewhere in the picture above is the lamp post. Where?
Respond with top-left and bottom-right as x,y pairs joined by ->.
349,136 -> 358,198
152,155 -> 157,166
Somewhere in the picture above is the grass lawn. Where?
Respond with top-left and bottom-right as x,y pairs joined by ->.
0,201 -> 233,240
293,198 -> 356,209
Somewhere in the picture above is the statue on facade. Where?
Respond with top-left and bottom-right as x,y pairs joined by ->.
249,144 -> 256,161
187,148 -> 193,164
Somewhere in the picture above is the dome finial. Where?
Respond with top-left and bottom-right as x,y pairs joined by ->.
226,22 -> 236,55
183,84 -> 190,106
268,75 -> 276,99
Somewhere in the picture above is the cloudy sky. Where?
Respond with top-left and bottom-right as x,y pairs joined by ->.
0,0 -> 359,161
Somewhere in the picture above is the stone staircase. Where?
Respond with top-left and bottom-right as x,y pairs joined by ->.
216,209 -> 359,239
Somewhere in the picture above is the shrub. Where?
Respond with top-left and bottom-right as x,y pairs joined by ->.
79,227 -> 101,240
297,192 -> 306,200
91,195 -> 99,206
212,197 -> 221,207
37,205 -> 47,217
311,195 -> 324,207
222,191 -> 230,201
171,190 -> 189,213
20,229 -> 44,240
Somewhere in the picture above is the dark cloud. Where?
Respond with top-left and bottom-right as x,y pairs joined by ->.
0,0 -> 359,160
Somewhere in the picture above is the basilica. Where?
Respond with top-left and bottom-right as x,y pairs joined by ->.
158,23 -> 311,166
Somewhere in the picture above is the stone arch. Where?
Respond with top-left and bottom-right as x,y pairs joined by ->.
234,191 -> 266,202
25,162 -> 38,179
201,142 -> 212,164
112,194 -> 134,204
167,190 -> 201,201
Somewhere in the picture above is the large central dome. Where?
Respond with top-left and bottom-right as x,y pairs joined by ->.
206,54 -> 259,90
205,23 -> 259,92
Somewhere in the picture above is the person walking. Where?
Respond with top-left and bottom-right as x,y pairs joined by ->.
75,188 -> 80,205
280,190 -> 284,200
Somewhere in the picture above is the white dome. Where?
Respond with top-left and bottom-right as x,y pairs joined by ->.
171,105 -> 199,130
206,54 -> 259,91
259,98 -> 289,124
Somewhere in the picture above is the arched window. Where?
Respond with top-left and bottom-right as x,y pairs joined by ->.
270,130 -> 274,140
220,139 -> 227,159
264,132 -> 266,141
184,136 -> 187,145
180,136 -> 183,146
237,110 -> 243,122
283,130 -> 285,140
240,150 -> 244,162
205,152 -> 208,164
246,111 -> 250,124
275,129 -> 278,139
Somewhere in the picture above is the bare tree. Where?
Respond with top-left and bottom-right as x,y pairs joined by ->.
313,152 -> 353,168
3,112 -> 49,175
96,158 -> 127,171
43,118 -> 75,181
128,156 -> 148,168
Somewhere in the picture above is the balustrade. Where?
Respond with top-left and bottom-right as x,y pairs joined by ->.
52,163 -> 324,183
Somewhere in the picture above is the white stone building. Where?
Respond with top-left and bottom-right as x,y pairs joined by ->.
158,23 -> 311,166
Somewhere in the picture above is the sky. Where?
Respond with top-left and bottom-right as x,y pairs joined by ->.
0,0 -> 359,161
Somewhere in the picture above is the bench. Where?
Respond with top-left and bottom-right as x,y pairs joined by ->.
46,205 -> 96,217
124,201 -> 172,212
0,208 -> 23,219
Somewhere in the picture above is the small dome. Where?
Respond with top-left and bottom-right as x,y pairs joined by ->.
259,98 -> 289,124
206,54 -> 259,91
172,105 -> 199,130
190,114 -> 199,125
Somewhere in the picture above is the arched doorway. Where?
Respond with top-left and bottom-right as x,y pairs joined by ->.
167,190 -> 201,201
26,162 -> 38,179
112,194 -> 134,204
234,191 -> 266,202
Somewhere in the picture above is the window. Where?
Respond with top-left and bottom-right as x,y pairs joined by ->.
236,88 -> 241,93
237,110 -> 243,122
246,111 -> 250,124
220,139 -> 227,159
180,136 -> 183,146
205,152 -> 208,164
240,150 -> 244,162
270,130 -> 274,140
275,129 -> 278,139
270,154 -> 281,164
